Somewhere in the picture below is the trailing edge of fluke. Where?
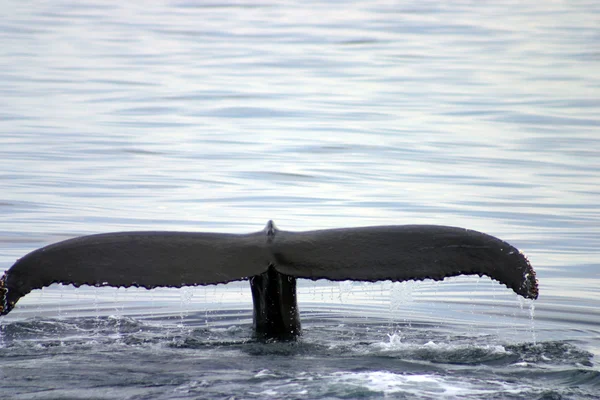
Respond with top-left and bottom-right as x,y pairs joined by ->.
0,221 -> 538,340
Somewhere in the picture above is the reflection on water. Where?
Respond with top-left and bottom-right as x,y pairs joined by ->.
1,0 -> 599,398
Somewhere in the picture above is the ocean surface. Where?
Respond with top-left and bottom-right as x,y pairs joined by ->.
1,1 -> 599,399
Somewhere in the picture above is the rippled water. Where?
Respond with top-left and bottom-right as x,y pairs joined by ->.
1,1 -> 599,399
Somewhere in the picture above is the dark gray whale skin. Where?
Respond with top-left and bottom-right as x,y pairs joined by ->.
0,221 -> 538,341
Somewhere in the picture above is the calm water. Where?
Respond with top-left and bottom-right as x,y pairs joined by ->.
1,1 -> 600,399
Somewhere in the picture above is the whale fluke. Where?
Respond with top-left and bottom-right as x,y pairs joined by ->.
0,230 -> 271,315
0,221 -> 538,340
271,225 -> 538,299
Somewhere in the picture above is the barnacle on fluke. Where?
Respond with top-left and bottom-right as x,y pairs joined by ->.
523,267 -> 539,300
0,221 -> 538,340
0,272 -> 9,315
0,272 -> 13,315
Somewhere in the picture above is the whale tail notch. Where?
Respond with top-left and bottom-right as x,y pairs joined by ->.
0,222 -> 538,323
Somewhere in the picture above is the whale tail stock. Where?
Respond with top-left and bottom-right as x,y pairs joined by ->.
0,221 -> 538,340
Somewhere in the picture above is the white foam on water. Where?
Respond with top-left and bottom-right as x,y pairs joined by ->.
255,369 -> 278,378
329,370 -> 530,398
371,333 -> 508,354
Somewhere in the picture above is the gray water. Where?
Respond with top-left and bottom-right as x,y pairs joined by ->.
1,1 -> 599,399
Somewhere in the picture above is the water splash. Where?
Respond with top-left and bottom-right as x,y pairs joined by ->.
529,301 -> 537,345
389,281 -> 413,314
0,317 -> 4,349
179,287 -> 194,328
58,283 -> 64,317
338,281 -> 353,303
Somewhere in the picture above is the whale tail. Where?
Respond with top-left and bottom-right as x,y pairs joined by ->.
0,222 -> 538,327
